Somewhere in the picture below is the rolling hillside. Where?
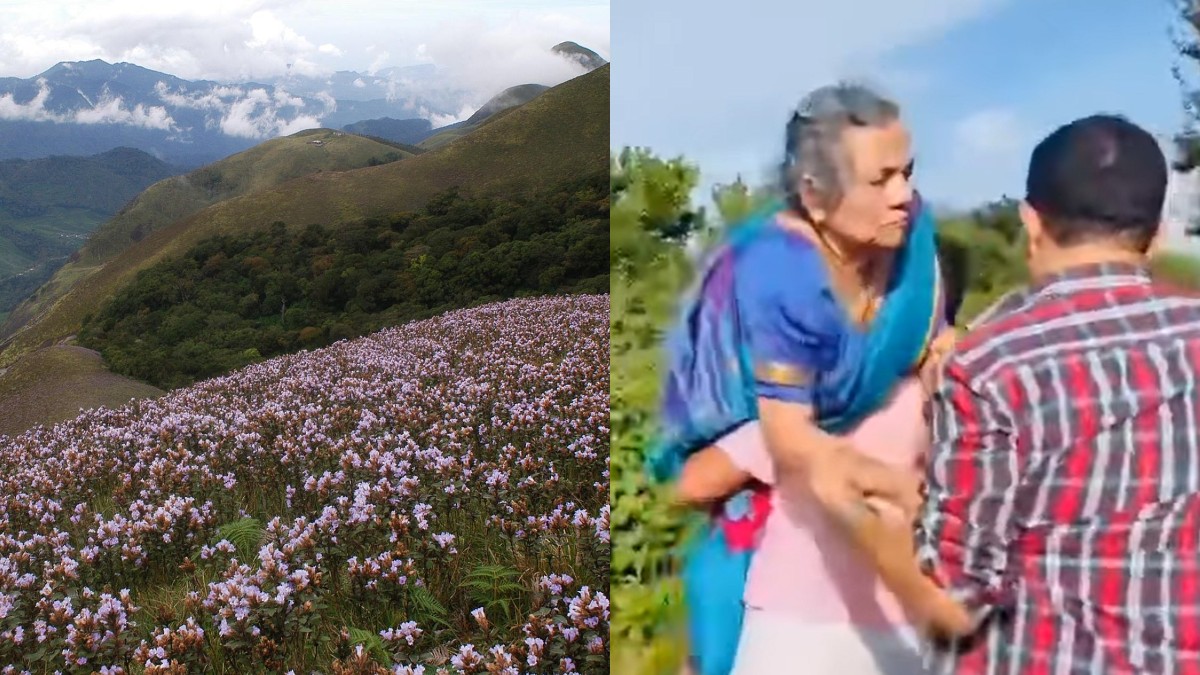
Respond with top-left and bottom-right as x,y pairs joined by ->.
0,147 -> 177,322
0,129 -> 412,344
0,64 -> 608,434
341,117 -> 433,145
418,83 -> 551,150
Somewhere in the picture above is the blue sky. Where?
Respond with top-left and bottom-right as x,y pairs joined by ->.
611,0 -> 1199,245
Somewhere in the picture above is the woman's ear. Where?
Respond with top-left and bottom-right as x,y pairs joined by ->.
799,175 -> 826,223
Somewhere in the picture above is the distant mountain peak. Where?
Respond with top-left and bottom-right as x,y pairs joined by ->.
551,42 -> 607,72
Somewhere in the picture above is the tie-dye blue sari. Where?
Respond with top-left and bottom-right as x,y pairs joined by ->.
648,198 -> 942,675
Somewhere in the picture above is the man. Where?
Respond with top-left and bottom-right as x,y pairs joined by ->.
853,114 -> 1200,673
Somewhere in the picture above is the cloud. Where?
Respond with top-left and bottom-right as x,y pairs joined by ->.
150,79 -> 329,138
951,108 -> 1027,160
0,1 -> 608,87
0,81 -> 57,122
0,78 -> 175,130
388,11 -> 607,119
72,96 -> 175,130
0,0 -> 608,136
919,108 -> 1034,209
213,87 -> 322,138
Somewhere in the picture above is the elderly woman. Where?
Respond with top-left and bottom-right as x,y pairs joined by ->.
649,83 -> 954,675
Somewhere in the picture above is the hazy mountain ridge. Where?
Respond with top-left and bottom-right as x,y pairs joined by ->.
0,41 -> 606,166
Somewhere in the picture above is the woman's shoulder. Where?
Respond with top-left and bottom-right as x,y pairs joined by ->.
731,219 -> 825,291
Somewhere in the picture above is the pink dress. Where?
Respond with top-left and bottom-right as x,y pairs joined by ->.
719,378 -> 929,625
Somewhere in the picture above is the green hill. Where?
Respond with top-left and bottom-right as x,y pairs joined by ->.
0,147 -> 177,323
0,344 -> 163,438
0,129 -> 413,347
77,169 -> 606,389
0,65 -> 608,434
419,84 -> 554,150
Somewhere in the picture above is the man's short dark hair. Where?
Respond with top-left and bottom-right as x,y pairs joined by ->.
1025,114 -> 1167,251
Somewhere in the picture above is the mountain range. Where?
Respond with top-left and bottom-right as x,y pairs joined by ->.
0,42 -> 607,167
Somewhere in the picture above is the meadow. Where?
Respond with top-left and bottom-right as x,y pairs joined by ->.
0,295 -> 609,673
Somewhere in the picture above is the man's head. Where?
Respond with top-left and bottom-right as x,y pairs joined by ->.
1020,114 -> 1167,277
783,83 -> 915,249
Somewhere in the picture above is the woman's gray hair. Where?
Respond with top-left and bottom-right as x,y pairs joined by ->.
783,82 -> 900,212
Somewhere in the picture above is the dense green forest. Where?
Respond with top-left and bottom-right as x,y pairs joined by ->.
79,170 -> 608,389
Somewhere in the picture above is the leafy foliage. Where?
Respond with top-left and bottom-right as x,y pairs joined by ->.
214,517 -> 265,562
79,171 -> 608,389
462,564 -> 525,624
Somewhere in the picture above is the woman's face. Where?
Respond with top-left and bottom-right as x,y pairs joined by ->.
817,119 -> 915,249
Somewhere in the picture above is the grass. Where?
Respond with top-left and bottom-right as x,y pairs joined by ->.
0,344 -> 163,437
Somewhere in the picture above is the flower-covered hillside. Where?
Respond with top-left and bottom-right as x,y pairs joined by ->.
0,295 -> 610,674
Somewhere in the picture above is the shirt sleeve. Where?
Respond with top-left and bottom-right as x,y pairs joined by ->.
915,353 -> 1021,629
735,242 -> 837,405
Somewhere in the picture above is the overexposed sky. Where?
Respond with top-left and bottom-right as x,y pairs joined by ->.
0,0 -> 610,82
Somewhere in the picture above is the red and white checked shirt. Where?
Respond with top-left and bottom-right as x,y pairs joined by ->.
917,262 -> 1200,674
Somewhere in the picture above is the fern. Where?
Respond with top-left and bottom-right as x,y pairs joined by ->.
215,517 -> 264,561
348,626 -> 392,667
409,585 -> 452,629
462,564 -> 524,623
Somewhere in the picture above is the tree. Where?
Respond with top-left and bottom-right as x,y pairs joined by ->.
611,148 -> 703,275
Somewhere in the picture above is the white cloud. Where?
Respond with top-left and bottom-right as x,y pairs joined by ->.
424,104 -> 476,128
0,0 -> 607,137
922,108 -> 1033,209
0,0 -> 607,86
367,51 -> 391,76
277,114 -> 322,135
216,87 -> 317,138
952,109 -> 1027,160
72,96 -> 175,130
0,80 -> 56,121
0,78 -> 175,129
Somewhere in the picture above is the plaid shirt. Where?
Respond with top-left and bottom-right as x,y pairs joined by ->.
917,262 -> 1200,674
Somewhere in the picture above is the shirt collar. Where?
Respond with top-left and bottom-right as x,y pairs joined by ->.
1029,260 -> 1151,297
